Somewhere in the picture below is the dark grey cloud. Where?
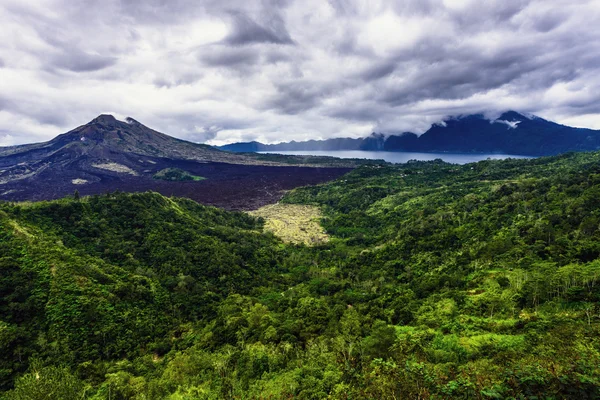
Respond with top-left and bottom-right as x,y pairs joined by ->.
326,0 -> 358,16
153,71 -> 205,88
117,0 -> 204,23
31,111 -> 71,127
328,104 -> 383,122
365,24 -> 596,111
1,0 -> 600,145
262,81 -> 329,115
0,95 -> 12,112
359,62 -> 396,81
53,50 -> 117,73
201,46 -> 260,67
0,93 -> 70,128
375,57 -> 522,107
224,12 -> 294,45
530,10 -> 568,32
197,44 -> 294,77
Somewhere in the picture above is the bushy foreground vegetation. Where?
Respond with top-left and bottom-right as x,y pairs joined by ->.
2,152 -> 600,399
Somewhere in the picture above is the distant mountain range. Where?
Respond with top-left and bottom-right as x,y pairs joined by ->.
219,111 -> 600,156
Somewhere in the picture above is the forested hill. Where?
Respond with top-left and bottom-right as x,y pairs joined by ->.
219,111 -> 600,156
2,151 -> 600,398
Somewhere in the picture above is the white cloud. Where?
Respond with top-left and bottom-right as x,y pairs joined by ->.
0,0 -> 599,145
494,120 -> 522,129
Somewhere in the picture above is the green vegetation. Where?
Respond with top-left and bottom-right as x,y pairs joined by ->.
2,151 -> 600,398
152,168 -> 205,181
250,203 -> 329,245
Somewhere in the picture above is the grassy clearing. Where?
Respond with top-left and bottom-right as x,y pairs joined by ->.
250,203 -> 329,246
152,168 -> 205,181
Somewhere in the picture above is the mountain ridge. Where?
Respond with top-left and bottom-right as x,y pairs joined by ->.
219,111 -> 600,156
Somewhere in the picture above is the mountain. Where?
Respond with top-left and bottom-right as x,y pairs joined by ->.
219,111 -> 600,156
0,115 -> 353,208
0,114 -> 253,181
0,114 -> 274,167
220,134 -> 388,152
411,111 -> 600,155
219,140 -> 267,152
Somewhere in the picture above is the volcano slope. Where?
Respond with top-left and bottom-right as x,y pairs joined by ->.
0,115 -> 355,209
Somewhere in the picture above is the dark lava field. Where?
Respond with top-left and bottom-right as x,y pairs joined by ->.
1,159 -> 351,210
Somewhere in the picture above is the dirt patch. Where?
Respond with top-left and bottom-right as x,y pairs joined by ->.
92,162 -> 138,175
250,203 -> 329,245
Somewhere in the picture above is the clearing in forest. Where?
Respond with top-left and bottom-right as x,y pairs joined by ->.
250,203 -> 329,245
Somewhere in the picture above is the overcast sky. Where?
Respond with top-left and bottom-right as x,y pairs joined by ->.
1,0 -> 600,146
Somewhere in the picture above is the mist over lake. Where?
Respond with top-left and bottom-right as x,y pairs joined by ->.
258,150 -> 532,164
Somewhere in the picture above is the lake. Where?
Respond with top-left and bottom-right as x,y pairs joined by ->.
257,150 -> 532,165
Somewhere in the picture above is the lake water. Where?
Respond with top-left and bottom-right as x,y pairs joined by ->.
258,150 -> 532,165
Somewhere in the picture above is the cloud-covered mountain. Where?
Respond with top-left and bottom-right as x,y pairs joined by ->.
219,111 -> 600,156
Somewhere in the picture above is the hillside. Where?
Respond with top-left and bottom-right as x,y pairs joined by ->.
219,111 -> 600,156
2,151 -> 600,398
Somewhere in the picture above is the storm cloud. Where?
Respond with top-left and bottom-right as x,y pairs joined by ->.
1,0 -> 599,145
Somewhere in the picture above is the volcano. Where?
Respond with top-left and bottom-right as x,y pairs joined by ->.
0,115 -> 352,209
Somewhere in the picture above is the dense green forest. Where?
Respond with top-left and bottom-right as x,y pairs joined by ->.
1,151 -> 600,399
